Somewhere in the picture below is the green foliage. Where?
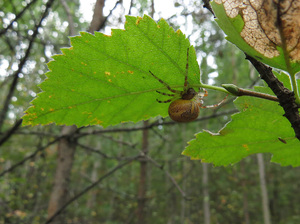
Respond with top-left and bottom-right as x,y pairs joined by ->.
22,13 -> 300,166
22,15 -> 200,127
183,73 -> 300,166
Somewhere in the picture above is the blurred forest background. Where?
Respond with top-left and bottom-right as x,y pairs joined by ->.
1,0 -> 300,224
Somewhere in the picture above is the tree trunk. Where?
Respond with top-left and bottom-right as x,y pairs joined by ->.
202,163 -> 210,224
137,121 -> 149,224
47,125 -> 77,223
88,0 -> 105,32
257,153 -> 272,224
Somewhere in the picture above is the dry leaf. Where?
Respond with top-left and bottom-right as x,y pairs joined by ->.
215,0 -> 300,61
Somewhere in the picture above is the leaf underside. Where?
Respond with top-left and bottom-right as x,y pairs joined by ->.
212,0 -> 300,75
22,15 -> 200,127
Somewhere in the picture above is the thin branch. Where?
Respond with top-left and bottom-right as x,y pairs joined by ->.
60,0 -> 76,36
101,134 -> 137,148
0,119 -> 22,147
45,155 -> 139,224
128,0 -> 134,15
97,0 -> 122,31
0,0 -> 39,36
75,109 -> 237,138
202,0 -> 215,16
0,137 -> 61,177
146,155 -> 191,200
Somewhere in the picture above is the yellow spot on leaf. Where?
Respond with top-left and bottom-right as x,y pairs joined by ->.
176,30 -> 182,35
108,79 -> 112,82
242,144 -> 249,151
128,70 -> 134,74
49,108 -> 54,112
41,108 -> 44,111
49,95 -> 52,98
91,118 -> 103,125
157,25 -> 160,28
105,71 -> 111,76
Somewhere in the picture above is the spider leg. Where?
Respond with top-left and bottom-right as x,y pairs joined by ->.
199,94 -> 228,109
149,71 -> 180,93
157,99 -> 172,103
184,48 -> 189,88
198,88 -> 208,97
156,90 -> 175,97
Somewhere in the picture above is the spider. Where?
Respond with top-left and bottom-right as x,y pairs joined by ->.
149,48 -> 227,122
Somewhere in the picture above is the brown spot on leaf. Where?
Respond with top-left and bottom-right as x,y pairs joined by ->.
215,0 -> 300,61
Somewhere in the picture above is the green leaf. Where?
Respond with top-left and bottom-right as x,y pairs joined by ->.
211,1 -> 300,75
22,15 -> 200,127
183,73 -> 300,167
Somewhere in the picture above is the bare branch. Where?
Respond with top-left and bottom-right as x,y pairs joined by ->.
146,155 -> 191,200
0,119 -> 22,147
202,0 -> 215,16
60,0 -> 76,36
0,137 -> 60,177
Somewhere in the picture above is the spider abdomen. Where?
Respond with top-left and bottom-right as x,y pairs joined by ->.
168,99 -> 200,122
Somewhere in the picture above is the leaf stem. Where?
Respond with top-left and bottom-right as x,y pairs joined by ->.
222,84 -> 279,102
191,83 -> 230,94
193,83 -> 280,103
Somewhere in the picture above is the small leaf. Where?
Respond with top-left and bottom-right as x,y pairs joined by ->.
212,0 -> 300,74
183,73 -> 300,167
22,15 -> 200,127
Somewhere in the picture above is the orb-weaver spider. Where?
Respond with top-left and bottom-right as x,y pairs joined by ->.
149,48 -> 227,122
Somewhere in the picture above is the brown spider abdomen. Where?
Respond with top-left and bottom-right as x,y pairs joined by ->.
168,99 -> 200,122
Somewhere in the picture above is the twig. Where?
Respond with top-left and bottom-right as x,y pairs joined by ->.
75,109 -> 237,138
222,84 -> 279,102
146,155 -> 191,200
60,0 -> 76,36
0,138 -> 61,177
202,0 -> 215,16
0,119 -> 22,147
